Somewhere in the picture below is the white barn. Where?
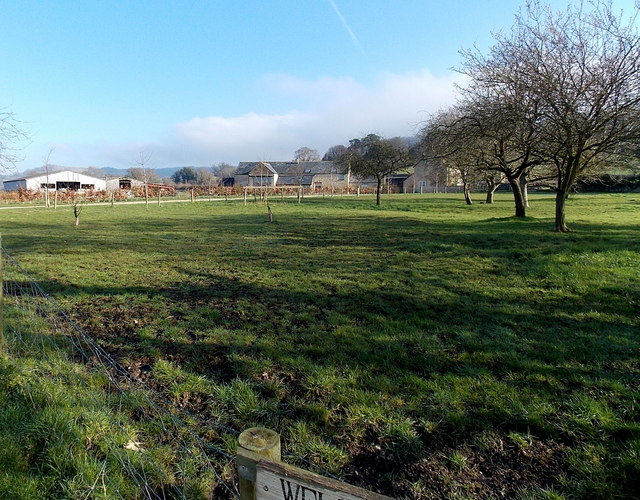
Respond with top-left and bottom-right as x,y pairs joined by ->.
3,170 -> 107,192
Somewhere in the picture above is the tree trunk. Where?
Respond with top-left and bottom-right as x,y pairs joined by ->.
508,177 -> 526,217
485,178 -> 499,203
555,190 -> 570,232
520,175 -> 530,208
463,184 -> 473,205
485,186 -> 496,203
376,178 -> 382,205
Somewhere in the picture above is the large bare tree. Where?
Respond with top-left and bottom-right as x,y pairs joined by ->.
460,1 -> 640,231
458,43 -> 547,217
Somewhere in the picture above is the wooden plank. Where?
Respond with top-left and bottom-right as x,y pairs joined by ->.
255,460 -> 392,500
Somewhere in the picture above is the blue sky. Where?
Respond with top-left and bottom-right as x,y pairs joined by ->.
2,0 -> 637,172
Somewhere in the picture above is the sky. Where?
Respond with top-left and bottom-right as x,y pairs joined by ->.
2,0 -> 637,173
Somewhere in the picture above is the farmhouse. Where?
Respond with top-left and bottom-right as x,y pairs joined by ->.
3,170 -> 106,192
234,161 -> 350,189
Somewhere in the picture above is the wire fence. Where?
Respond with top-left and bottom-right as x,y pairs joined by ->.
2,247 -> 240,499
1,246 -> 344,499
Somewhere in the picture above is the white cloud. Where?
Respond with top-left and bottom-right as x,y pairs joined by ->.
173,69 -> 461,163
16,69 -> 462,170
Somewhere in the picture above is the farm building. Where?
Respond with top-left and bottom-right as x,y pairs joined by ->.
234,161 -> 350,189
103,177 -> 174,194
104,176 -> 145,191
403,160 -> 463,193
3,170 -> 106,192
234,162 -> 279,186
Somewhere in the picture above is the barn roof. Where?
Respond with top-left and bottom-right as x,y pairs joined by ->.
236,161 -> 346,176
235,161 -> 279,175
3,170 -> 104,183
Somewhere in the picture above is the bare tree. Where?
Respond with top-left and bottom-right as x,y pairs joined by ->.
42,148 -> 54,208
130,151 -> 153,206
0,109 -> 28,172
212,162 -> 236,181
341,134 -> 411,205
127,167 -> 161,183
453,73 -> 545,216
460,0 -> 640,231
196,167 -> 217,187
421,108 -> 484,205
294,147 -> 320,162
71,193 -> 83,226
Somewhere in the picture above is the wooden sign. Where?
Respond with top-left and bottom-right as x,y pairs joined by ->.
255,459 -> 392,500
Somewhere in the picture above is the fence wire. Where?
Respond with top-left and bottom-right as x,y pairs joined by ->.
2,248 -> 239,499
1,246 -> 346,499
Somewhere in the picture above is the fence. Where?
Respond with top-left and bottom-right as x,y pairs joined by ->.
0,239 -> 392,499
0,183 -> 420,208
1,238 -> 239,498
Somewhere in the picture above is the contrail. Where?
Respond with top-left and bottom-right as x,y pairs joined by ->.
327,0 -> 365,54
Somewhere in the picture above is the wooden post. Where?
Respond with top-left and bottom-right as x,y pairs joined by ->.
237,427 -> 392,500
157,189 -> 161,206
238,428 -> 281,500
244,188 -> 247,206
357,185 -> 360,197
111,192 -> 115,208
297,187 -> 301,204
145,184 -> 149,208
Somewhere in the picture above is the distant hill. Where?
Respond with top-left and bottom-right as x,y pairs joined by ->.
102,166 -> 195,178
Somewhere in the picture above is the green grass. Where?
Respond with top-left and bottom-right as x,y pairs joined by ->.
1,192 -> 639,498
0,306 -> 230,499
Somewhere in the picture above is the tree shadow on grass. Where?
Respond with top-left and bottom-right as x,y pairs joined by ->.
3,201 -> 639,497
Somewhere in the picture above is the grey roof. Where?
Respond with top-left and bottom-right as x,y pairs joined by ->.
236,161 -> 346,176
235,161 -> 278,176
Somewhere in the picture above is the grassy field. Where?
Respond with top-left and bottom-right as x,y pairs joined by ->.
1,192 -> 639,499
